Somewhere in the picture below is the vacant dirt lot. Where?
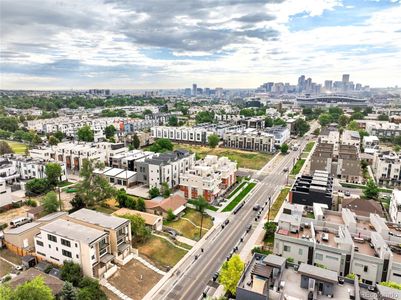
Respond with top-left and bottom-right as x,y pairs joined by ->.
108,259 -> 162,299
0,259 -> 13,277
0,206 -> 31,225
0,249 -> 21,265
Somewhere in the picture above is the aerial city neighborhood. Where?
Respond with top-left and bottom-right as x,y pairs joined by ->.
1,74 -> 401,300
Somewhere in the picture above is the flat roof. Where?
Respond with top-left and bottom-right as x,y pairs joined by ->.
4,222 -> 40,234
68,208 -> 128,229
40,219 -> 106,244
115,170 -> 137,179
37,211 -> 68,222
103,168 -> 125,177
262,254 -> 286,268
298,263 -> 338,283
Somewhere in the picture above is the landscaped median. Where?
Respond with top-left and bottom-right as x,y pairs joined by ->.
222,181 -> 256,212
290,159 -> 305,175
303,141 -> 315,153
269,187 -> 290,220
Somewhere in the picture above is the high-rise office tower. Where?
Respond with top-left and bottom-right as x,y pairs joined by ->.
192,83 -> 197,96
342,74 -> 350,83
297,75 -> 305,92
305,77 -> 312,92
324,80 -> 333,91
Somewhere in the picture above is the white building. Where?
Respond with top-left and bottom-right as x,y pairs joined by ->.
363,136 -> 380,149
372,151 -> 401,186
179,155 -> 237,202
223,128 -> 275,152
390,190 -> 401,224
265,126 -> 290,147
341,130 -> 360,148
365,121 -> 401,139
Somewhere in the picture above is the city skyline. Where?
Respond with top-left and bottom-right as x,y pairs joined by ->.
1,0 -> 401,90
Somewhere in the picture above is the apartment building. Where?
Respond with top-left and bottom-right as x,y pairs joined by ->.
34,219 -> 118,279
134,150 -> 195,189
179,155 -> 237,202
341,130 -> 361,148
372,151 -> 401,186
30,142 -> 127,171
110,150 -> 153,171
390,190 -> 401,224
0,157 -> 19,184
365,121 -> 401,139
265,126 -> 290,147
64,209 -> 132,265
11,156 -> 67,181
318,126 -> 340,147
223,128 -> 275,153
274,203 -> 401,285
237,116 -> 265,129
363,135 -> 379,149
123,119 -> 159,133
309,143 -> 362,183
289,170 -> 334,209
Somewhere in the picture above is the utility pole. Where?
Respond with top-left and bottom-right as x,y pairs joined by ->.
58,186 -> 62,211
267,196 -> 271,222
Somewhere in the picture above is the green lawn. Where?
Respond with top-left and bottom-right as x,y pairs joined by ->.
187,199 -> 218,211
304,141 -> 315,153
58,181 -> 74,188
340,182 -> 392,193
164,218 -> 208,241
172,143 -> 273,170
182,208 -> 213,229
92,205 -> 118,215
269,187 -> 290,219
0,140 -> 27,154
137,235 -> 188,270
290,159 -> 305,175
227,182 -> 247,199
222,182 -> 256,212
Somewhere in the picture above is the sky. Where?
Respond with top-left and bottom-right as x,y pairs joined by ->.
1,0 -> 401,90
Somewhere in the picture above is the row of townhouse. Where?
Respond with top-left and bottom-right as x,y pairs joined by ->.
222,128 -> 276,153
309,143 -> 362,183
372,151 -> 401,186
151,124 -> 245,144
179,155 -> 237,202
29,142 -> 128,172
363,121 -> 401,139
274,202 -> 401,285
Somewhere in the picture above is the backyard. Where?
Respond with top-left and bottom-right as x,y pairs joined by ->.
0,140 -> 28,154
136,235 -> 188,270
172,143 -> 273,170
222,182 -> 256,212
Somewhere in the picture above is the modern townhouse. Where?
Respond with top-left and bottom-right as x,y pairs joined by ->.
123,119 -> 159,134
365,121 -> 401,139
223,128 -> 276,153
274,202 -> 401,285
363,135 -> 380,153
390,190 -> 401,224
309,143 -> 362,183
318,126 -> 340,148
237,116 -> 266,129
372,151 -> 401,186
265,126 -> 291,147
34,219 -> 118,279
179,155 -> 237,202
110,150 -> 154,171
134,150 -> 195,189
341,130 -> 361,148
64,209 -> 132,265
0,157 -> 19,184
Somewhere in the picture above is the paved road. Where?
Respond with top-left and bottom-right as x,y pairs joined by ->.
148,137 -> 311,300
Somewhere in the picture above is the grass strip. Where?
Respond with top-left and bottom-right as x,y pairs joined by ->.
222,182 -> 256,212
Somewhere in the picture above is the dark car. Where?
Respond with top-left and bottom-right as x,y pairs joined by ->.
253,204 -> 261,211
212,272 -> 219,281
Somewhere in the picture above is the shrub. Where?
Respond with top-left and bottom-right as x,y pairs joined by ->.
25,199 -> 38,207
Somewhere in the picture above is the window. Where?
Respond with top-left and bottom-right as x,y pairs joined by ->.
62,250 -> 72,258
298,249 -> 303,255
283,245 -> 291,252
91,255 -> 95,260
61,239 -> 71,247
37,252 -> 46,256
36,240 -> 44,247
50,256 -> 59,262
315,253 -> 323,260
47,234 -> 57,242
326,255 -> 338,261
75,243 -> 78,247
364,266 -> 368,272
76,254 -> 79,259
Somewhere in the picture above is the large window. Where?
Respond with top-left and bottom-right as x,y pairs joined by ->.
62,250 -> 72,258
36,240 -> 44,247
283,245 -> 291,252
47,234 -> 57,242
61,239 -> 71,247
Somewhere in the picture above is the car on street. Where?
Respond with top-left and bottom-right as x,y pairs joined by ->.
344,191 -> 350,197
253,204 -> 261,211
283,167 -> 288,172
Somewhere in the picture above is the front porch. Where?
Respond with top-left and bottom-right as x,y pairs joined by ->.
114,242 -> 134,266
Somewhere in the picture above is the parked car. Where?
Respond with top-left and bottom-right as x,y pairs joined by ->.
344,191 -> 351,197
283,167 -> 289,172
10,217 -> 32,228
253,204 -> 261,211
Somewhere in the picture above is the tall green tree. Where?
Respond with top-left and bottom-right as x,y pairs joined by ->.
339,115 -> 349,127
43,191 -> 59,213
193,196 -> 208,238
132,133 -> 140,149
26,178 -> 50,196
61,281 -> 77,300
168,115 -> 178,126
363,179 -> 379,199
77,125 -> 94,142
45,162 -> 62,187
104,125 -> 116,139
208,134 -> 219,148
77,277 -> 107,300
0,141 -> 14,155
61,261 -> 83,287
161,182 -> 171,198
54,131 -> 64,141
48,135 -> 60,146
280,143 -> 289,154
264,117 -> 273,127
1,276 -> 54,300
219,255 -> 245,296
294,118 -> 310,137
319,113 -> 331,126
149,186 -> 160,198
120,214 -> 150,243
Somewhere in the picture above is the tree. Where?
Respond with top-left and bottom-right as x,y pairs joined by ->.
264,222 -> 277,236
294,119 -> 310,137
120,214 -> 151,243
161,182 -> 171,198
193,196 -> 208,238
0,116 -> 19,132
166,208 -> 175,221
132,133 -> 140,149
77,125 -> 94,142
149,186 -> 160,198
168,115 -> 178,126
61,281 -> 77,300
347,120 -> 359,131
264,117 -> 273,127
70,194 -> 86,212
395,145 -> 401,153
363,179 -> 379,199
339,115 -> 349,127
48,135 -> 60,146
0,141 -> 14,155
61,261 -> 83,287
136,198 -> 146,212
273,118 -> 286,126
45,162 -> 62,187
195,111 -> 214,124
351,111 -> 365,120
26,178 -> 50,196
11,276 -> 53,300
32,134 -> 42,146
395,136 -> 401,146
43,191 -> 59,213
378,114 -> 389,121
219,255 -> 245,296
104,125 -> 116,139
313,128 -> 320,136
149,138 -> 173,153
77,159 -> 116,207
280,143 -> 289,154
54,131 -> 64,141
319,113 -> 331,126
380,281 -> 401,290
208,134 -> 219,148
77,277 -> 107,300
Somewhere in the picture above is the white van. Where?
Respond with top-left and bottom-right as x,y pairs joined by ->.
10,217 -> 32,228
